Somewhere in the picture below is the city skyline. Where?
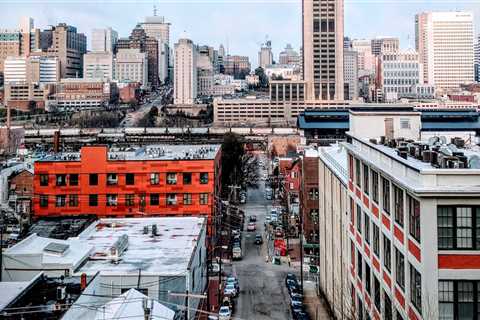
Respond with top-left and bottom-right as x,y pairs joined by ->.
1,0 -> 479,67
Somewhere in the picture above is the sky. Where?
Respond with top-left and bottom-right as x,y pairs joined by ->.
0,0 -> 479,67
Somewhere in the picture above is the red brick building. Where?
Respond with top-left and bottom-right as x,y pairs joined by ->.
300,150 -> 319,257
33,145 -> 221,226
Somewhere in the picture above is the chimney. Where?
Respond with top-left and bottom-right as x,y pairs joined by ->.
80,273 -> 87,290
53,130 -> 60,153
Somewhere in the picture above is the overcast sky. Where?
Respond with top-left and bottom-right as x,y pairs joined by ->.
1,0 -> 479,67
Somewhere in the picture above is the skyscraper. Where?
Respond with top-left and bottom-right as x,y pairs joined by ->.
91,27 -> 118,52
303,0 -> 344,101
279,44 -> 300,65
174,38 -> 197,105
416,11 -> 474,91
258,40 -> 273,69
343,49 -> 358,101
370,37 -> 399,56
475,35 -> 479,83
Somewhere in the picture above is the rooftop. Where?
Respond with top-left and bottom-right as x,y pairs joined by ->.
318,144 -> 348,184
75,217 -> 205,276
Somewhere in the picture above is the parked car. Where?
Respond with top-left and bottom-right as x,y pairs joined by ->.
292,307 -> 310,320
232,246 -> 242,260
275,228 -> 284,238
249,215 -> 257,222
209,263 -> 220,275
255,234 -> 263,245
224,283 -> 237,297
218,306 -> 231,320
226,276 -> 239,291
290,295 -> 303,308
247,222 -> 256,231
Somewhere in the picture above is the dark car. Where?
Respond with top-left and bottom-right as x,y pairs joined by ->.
293,310 -> 310,320
286,273 -> 299,286
290,295 -> 303,308
254,234 -> 263,245
249,215 -> 257,222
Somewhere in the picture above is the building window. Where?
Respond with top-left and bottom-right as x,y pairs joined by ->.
408,194 -> 421,243
382,177 -> 390,214
395,248 -> 405,290
373,223 -> 380,257
400,118 -> 411,129
89,194 -> 98,207
438,206 -> 480,250
410,264 -> 422,314
107,194 -> 118,206
167,173 -> 177,185
68,194 -> 78,207
150,193 -> 159,206
40,174 -> 49,186
393,184 -> 404,226
200,173 -> 209,184
356,204 -> 362,233
126,173 -> 135,185
374,275 -> 381,311
89,174 -> 98,186
355,158 -> 361,187
348,154 -> 354,180
69,174 -> 79,186
364,212 -> 370,244
384,292 -> 393,320
357,249 -> 363,280
438,280 -> 480,320
363,164 -> 369,195
167,194 -> 177,205
309,188 -> 319,200
183,173 -> 192,185
183,193 -> 192,205
40,195 -> 48,208
150,173 -> 160,185
125,194 -> 135,206
365,263 -> 371,296
56,195 -> 66,207
438,281 -> 454,320
383,234 -> 391,272
200,193 -> 209,205
107,173 -> 118,185
396,309 -> 405,320
56,174 -> 67,186
372,170 -> 379,203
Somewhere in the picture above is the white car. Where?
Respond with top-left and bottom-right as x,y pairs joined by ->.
209,263 -> 220,275
247,222 -> 256,231
218,306 -> 231,320
224,283 -> 237,297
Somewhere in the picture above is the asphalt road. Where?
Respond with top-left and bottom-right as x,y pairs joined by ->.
120,90 -> 167,127
232,165 -> 295,320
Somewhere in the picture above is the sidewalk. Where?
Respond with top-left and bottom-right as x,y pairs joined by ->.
303,281 -> 333,320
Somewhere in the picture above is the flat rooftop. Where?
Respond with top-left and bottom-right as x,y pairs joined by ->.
75,217 -> 205,276
38,144 -> 221,162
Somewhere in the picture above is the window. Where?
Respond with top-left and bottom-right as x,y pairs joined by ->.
167,173 -> 177,185
89,194 -> 98,207
56,195 -> 66,207
438,280 -> 480,320
355,159 -> 361,187
356,204 -> 362,233
125,194 -> 135,206
200,193 -> 209,205
363,164 -> 369,195
68,194 -> 78,207
400,118 -> 411,129
393,184 -> 404,226
384,292 -> 393,320
309,188 -> 319,200
372,170 -> 379,203
457,207 -> 473,249
56,174 -> 67,186
395,248 -> 405,290
357,250 -> 363,280
150,194 -> 159,206
382,177 -> 390,214
166,194 -> 177,205
349,154 -> 354,180
364,212 -> 370,244
438,281 -> 454,320
150,173 -> 160,185
200,173 -> 209,184
107,173 -> 118,185
410,264 -> 422,313
458,282 -> 474,319
40,195 -> 48,207
107,194 -> 118,206
396,310 -> 405,320
40,174 -> 49,186
438,206 -> 480,250
183,173 -> 192,185
183,193 -> 192,205
373,223 -> 380,257
126,173 -> 135,185
69,174 -> 79,186
408,194 -> 421,242
89,174 -> 98,186
374,275 -> 381,311
365,263 -> 371,296
383,234 -> 391,272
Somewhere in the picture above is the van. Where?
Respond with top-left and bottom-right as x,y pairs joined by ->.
232,246 -> 242,260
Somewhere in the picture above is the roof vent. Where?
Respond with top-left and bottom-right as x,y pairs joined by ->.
110,234 -> 128,264
44,242 -> 69,256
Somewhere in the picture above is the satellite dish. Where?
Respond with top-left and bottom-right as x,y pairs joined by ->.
439,136 -> 447,145
468,155 -> 480,169
428,136 -> 439,146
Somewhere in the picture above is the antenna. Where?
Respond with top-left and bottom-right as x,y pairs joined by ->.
153,5 -> 157,16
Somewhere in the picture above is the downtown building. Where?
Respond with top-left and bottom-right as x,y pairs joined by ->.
318,108 -> 480,319
174,38 -> 197,105
91,27 -> 118,53
223,55 -> 251,79
371,37 -> 399,56
114,48 -> 148,86
302,0 -> 344,100
415,11 -> 475,92
344,49 -> 358,101
83,51 -> 114,80
279,44 -> 301,66
259,40 -> 273,69
475,35 -> 479,83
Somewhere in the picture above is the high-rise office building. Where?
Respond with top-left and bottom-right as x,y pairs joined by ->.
475,35 -> 479,83
279,44 -> 300,65
415,11 -> 474,91
91,27 -> 118,52
351,39 -> 376,76
343,49 -> 358,101
83,51 -> 114,80
371,37 -> 399,56
174,38 -> 197,105
114,48 -> 148,86
223,55 -> 251,79
258,40 -> 273,69
303,0 -> 344,101
140,15 -> 171,84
